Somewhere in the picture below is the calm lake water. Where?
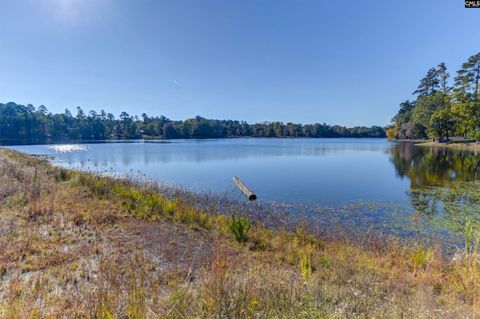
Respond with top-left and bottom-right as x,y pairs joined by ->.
5,138 -> 480,246
4,138 -> 479,205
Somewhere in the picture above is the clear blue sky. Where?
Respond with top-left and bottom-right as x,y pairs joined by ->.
0,0 -> 478,126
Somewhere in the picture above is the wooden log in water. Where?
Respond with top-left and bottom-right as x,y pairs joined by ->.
233,176 -> 257,201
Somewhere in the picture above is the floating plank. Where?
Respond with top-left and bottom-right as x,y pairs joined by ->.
232,176 -> 257,201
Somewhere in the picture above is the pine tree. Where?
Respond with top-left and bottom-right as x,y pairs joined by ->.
454,52 -> 480,102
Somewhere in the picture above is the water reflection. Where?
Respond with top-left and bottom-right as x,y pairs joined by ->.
389,142 -> 480,189
386,142 -> 480,247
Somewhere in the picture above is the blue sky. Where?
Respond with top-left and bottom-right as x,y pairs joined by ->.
0,0 -> 478,126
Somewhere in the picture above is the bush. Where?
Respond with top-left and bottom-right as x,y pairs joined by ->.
229,216 -> 250,243
55,168 -> 71,182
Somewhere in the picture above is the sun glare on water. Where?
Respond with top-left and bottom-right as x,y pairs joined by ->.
47,144 -> 87,153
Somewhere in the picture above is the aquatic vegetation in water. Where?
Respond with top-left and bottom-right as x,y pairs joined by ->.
409,182 -> 480,230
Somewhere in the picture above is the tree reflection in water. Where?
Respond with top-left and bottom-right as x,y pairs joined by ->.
389,142 -> 480,236
389,142 -> 480,189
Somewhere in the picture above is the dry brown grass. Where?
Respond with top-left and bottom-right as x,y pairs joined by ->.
0,148 -> 480,318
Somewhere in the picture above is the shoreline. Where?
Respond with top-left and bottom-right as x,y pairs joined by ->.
0,148 -> 479,317
391,139 -> 480,152
417,140 -> 479,152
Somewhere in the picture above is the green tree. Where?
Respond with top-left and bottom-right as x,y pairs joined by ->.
454,52 -> 480,102
436,62 -> 450,94
413,67 -> 440,97
0,102 -> 386,141
411,92 -> 449,138
451,102 -> 480,139
429,107 -> 455,141
452,52 -> 480,139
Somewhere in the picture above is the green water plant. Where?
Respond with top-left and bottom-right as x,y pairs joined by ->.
465,219 -> 480,255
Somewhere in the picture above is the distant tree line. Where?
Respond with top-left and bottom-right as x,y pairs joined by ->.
387,52 -> 480,141
0,102 -> 385,141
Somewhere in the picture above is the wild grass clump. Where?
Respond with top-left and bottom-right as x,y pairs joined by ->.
228,216 -> 250,243
300,243 -> 314,283
408,244 -> 434,274
55,168 -> 71,182
464,219 -> 480,255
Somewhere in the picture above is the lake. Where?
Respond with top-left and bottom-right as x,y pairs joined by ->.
4,138 -> 480,246
5,138 -> 408,204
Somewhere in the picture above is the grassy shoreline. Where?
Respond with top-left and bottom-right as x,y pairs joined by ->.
392,138 -> 480,152
416,140 -> 480,152
1,148 -> 480,318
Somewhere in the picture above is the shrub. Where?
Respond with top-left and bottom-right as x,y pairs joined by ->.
229,216 -> 250,243
55,168 -> 71,182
